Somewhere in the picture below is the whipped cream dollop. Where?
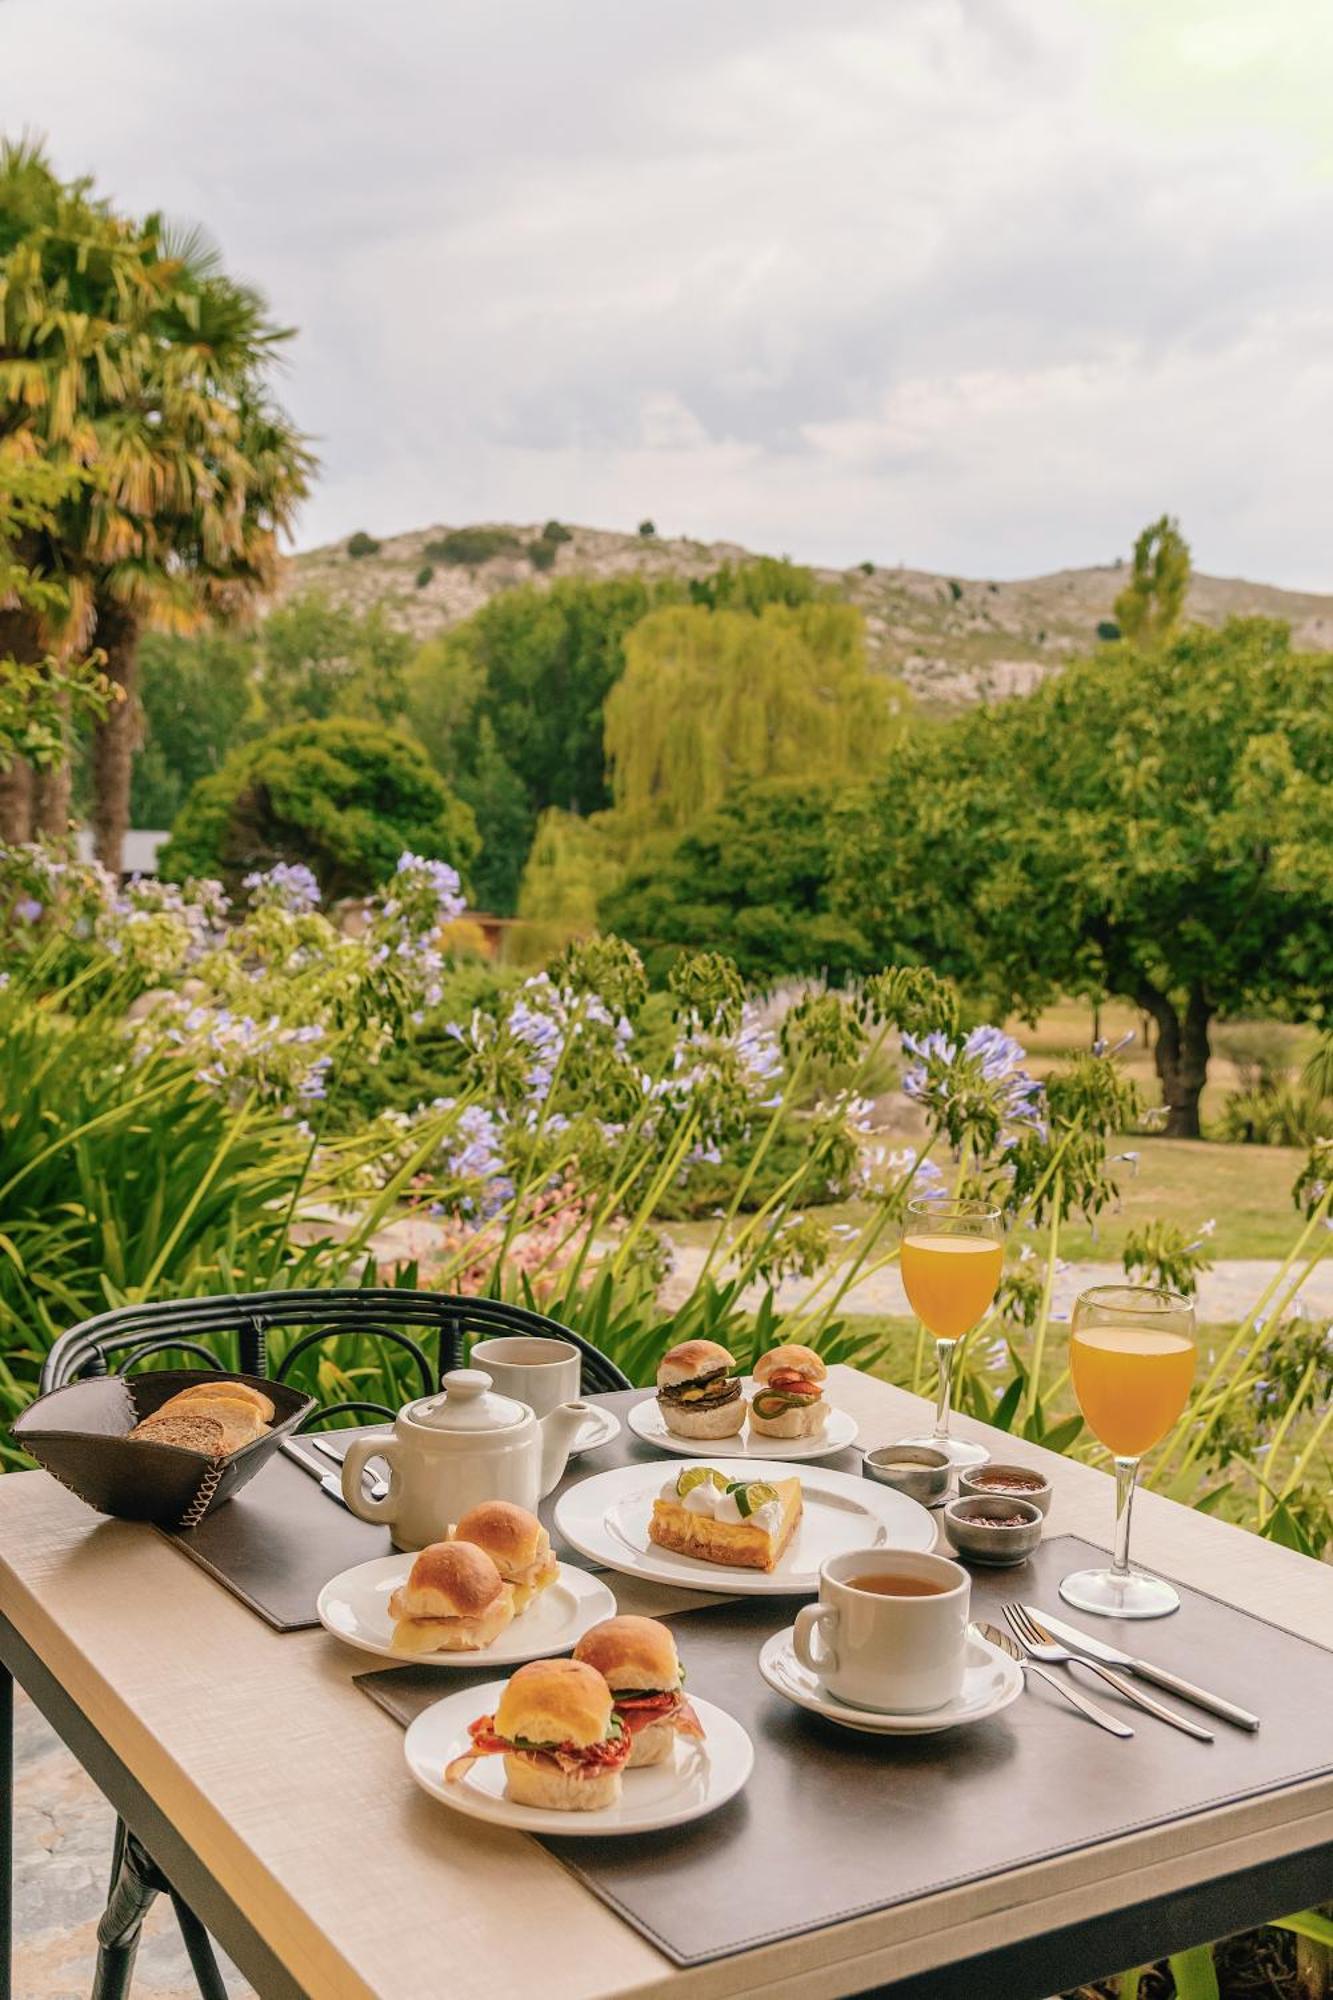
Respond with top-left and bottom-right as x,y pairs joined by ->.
661,1477 -> 781,1536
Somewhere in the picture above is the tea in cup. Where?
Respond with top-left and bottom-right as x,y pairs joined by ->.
793,1547 -> 970,1712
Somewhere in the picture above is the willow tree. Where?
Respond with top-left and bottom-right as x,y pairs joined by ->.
1114,515 -> 1191,646
0,141 -> 311,869
603,602 -> 903,849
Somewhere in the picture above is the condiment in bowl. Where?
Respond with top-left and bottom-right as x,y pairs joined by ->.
941,1495 -> 1044,1567
958,1462 -> 1052,1517
862,1443 -> 953,1506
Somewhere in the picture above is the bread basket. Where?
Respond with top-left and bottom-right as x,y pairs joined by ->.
11,1369 -> 317,1529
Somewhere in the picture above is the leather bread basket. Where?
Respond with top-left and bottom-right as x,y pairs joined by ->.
11,1369 -> 316,1530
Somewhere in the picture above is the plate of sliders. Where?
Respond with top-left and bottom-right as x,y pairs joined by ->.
317,1501 -> 617,1664
627,1339 -> 858,1461
406,1616 -> 752,1833
554,1456 -> 935,1595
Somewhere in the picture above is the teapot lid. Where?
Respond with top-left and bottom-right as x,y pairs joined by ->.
408,1368 -> 527,1433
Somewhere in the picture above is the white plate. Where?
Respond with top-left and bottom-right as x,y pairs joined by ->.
568,1403 -> 621,1457
317,1556 -> 617,1665
627,1384 -> 858,1462
553,1457 -> 935,1595
405,1684 -> 752,1834
759,1627 -> 1024,1734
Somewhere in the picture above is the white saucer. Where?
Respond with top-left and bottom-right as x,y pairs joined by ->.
317,1555 -> 617,1665
758,1628 -> 1024,1734
627,1385 -> 858,1462
406,1684 -> 753,1834
553,1457 -> 935,1595
569,1404 -> 621,1457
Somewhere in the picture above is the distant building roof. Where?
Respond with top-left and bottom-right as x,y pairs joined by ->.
75,829 -> 169,877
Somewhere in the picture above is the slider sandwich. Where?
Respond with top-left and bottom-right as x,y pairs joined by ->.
445,1658 -> 632,1810
656,1339 -> 745,1441
452,1500 -> 559,1612
749,1343 -> 829,1439
388,1540 -> 515,1653
573,1616 -> 704,1767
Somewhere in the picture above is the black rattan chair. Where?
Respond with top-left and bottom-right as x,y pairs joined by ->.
35,1287 -> 631,1999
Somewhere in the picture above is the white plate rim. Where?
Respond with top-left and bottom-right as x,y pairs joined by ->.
568,1403 -> 622,1457
553,1456 -> 936,1595
404,1685 -> 753,1834
626,1386 -> 858,1462
316,1555 -> 617,1665
758,1627 -> 1024,1734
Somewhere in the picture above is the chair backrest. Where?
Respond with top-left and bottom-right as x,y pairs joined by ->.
39,1288 -> 632,1424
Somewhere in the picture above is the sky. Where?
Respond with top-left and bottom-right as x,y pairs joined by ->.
6,0 -> 1333,586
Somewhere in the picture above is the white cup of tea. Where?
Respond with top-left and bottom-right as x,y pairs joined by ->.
468,1335 -> 582,1419
793,1548 -> 971,1713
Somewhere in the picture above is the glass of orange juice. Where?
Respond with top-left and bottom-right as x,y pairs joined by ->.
897,1196 -> 1004,1470
1061,1285 -> 1197,1620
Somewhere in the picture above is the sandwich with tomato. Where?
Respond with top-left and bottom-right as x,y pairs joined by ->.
573,1615 -> 705,1768
445,1658 -> 633,1811
749,1342 -> 828,1439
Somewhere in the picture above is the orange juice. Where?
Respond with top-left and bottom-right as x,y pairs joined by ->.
1070,1323 -> 1196,1457
901,1235 -> 1003,1340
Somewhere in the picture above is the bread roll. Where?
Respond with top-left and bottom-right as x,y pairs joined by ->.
495,1657 -> 613,1750
502,1754 -> 622,1812
656,1339 -> 736,1388
573,1615 -> 681,1694
388,1540 -> 515,1653
453,1501 -> 559,1611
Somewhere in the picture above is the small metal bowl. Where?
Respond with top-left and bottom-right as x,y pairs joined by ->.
942,1494 -> 1044,1566
958,1462 -> 1053,1517
862,1443 -> 952,1506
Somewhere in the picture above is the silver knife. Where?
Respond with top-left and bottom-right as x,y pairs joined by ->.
1023,1605 -> 1260,1732
307,1433 -> 389,1499
281,1438 -> 350,1510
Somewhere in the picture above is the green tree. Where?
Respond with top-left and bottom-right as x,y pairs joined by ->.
129,629 -> 256,827
1113,515 -> 1191,646
602,778 -> 873,985
0,141 -> 311,872
512,807 -> 624,963
837,619 -> 1333,1136
257,592 -> 414,728
604,601 -> 903,843
687,556 -> 821,613
160,717 -> 478,900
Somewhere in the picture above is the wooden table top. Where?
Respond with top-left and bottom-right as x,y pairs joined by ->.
2,1366 -> 1331,2000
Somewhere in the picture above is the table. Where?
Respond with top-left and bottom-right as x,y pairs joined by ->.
2,1367 -> 1331,2000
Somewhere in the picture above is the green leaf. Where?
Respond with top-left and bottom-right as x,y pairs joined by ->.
1166,1944 -> 1220,2000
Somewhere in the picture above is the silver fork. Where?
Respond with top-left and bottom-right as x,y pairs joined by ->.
1004,1604 -> 1213,1743
974,1623 -> 1133,1738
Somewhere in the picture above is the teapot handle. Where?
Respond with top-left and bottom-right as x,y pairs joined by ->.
341,1436 -> 399,1524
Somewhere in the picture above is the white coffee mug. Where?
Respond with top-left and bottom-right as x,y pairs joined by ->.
468,1335 -> 582,1418
793,1548 -> 970,1713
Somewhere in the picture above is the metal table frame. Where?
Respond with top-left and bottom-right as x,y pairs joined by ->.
3,1605 -> 1331,2000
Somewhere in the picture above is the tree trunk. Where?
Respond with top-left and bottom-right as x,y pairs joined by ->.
1138,982 -> 1211,1138
90,597 -> 141,877
30,685 -> 73,839
0,756 -> 34,843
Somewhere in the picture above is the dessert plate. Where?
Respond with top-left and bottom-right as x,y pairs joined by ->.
627,1384 -> 858,1462
759,1627 -> 1023,1735
553,1457 -> 935,1595
406,1683 -> 753,1834
317,1555 -> 616,1665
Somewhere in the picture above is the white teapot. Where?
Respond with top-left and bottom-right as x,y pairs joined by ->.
340,1368 -> 590,1551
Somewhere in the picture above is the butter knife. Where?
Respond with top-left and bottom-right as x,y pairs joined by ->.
1022,1605 -> 1260,1732
281,1438 -> 350,1510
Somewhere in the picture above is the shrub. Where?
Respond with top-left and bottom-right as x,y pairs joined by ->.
1216,1081 -> 1331,1147
160,717 -> 479,900
637,519 -> 656,538
423,527 -> 522,567
346,531 -> 381,559
542,520 -> 572,545
858,561 -> 875,575
1096,619 -> 1121,642
415,564 -> 435,589
527,538 -> 557,572
947,578 -> 963,602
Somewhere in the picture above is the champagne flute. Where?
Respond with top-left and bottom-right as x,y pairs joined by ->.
1060,1285 -> 1196,1620
897,1196 -> 1003,1471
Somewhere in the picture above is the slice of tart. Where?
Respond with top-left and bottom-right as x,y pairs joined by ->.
649,1468 -> 803,1572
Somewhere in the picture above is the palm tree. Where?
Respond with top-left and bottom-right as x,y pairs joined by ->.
0,142 -> 312,867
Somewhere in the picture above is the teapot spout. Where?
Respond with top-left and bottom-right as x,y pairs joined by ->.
538,1400 -> 591,1496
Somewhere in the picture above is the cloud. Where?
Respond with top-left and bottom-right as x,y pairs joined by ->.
5,0 -> 1332,585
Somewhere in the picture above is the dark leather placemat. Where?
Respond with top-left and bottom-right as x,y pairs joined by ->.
355,1534 -> 1333,1967
160,1389 -> 726,1631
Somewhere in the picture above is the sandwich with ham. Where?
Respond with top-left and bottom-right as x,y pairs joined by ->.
749,1343 -> 828,1439
573,1616 -> 705,1768
387,1540 -> 515,1653
452,1500 -> 559,1612
445,1658 -> 632,1811
655,1338 -> 745,1440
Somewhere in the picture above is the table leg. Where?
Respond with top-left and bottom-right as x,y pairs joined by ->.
0,1663 -> 10,2000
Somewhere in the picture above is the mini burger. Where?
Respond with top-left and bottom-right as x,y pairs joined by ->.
749,1344 -> 828,1439
387,1540 -> 515,1654
573,1615 -> 704,1767
452,1500 -> 559,1612
445,1658 -> 632,1811
656,1338 -> 745,1441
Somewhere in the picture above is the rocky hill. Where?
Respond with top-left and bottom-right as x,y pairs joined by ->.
282,520 -> 1333,710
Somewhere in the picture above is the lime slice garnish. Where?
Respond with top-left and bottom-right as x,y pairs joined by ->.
734,1481 -> 779,1518
676,1465 -> 725,1497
